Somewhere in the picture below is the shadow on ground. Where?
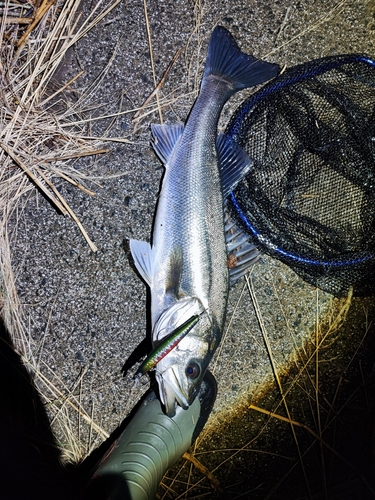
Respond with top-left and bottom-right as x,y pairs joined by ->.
0,319 -> 80,500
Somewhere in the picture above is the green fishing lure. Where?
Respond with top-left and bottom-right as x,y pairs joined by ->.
136,315 -> 199,379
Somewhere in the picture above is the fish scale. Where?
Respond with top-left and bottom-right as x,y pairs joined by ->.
158,82 -> 230,316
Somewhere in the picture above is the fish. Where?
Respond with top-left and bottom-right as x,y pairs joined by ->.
130,26 -> 279,416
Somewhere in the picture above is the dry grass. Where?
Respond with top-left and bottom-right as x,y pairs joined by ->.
153,2 -> 375,497
1,0 -> 374,495
0,0 -> 123,461
0,0 -> 203,467
159,274 -> 375,499
0,0 -> 124,352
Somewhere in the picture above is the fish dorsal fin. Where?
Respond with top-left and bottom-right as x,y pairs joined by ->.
129,239 -> 154,286
151,122 -> 184,165
217,133 -> 253,198
225,209 -> 260,286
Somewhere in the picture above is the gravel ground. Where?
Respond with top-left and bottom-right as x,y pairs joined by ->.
10,0 -> 375,497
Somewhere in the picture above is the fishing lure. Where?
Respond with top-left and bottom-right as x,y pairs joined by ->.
135,315 -> 200,379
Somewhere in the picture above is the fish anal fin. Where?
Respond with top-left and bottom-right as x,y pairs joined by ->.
217,133 -> 253,198
151,122 -> 184,165
225,209 -> 260,286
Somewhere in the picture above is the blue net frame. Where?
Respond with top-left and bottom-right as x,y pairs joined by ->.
226,54 -> 375,296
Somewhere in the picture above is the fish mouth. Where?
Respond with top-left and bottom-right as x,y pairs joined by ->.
156,365 -> 189,417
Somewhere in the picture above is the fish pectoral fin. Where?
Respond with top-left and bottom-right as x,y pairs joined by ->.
217,133 -> 253,198
151,122 -> 184,165
225,209 -> 261,286
129,239 -> 154,286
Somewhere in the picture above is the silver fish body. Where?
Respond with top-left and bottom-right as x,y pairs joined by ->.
130,26 -> 279,416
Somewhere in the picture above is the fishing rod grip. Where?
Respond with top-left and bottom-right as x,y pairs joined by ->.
86,394 -> 201,500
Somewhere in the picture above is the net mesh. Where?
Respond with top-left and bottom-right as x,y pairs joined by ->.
226,55 -> 375,296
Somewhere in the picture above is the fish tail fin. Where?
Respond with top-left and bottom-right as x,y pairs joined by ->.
204,26 -> 279,90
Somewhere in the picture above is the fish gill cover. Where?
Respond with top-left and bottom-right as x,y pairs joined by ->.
226,54 -> 375,297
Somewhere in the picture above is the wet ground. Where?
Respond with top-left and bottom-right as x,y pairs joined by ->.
9,0 -> 375,498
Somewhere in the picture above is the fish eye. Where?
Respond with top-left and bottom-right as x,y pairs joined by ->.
186,361 -> 201,380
